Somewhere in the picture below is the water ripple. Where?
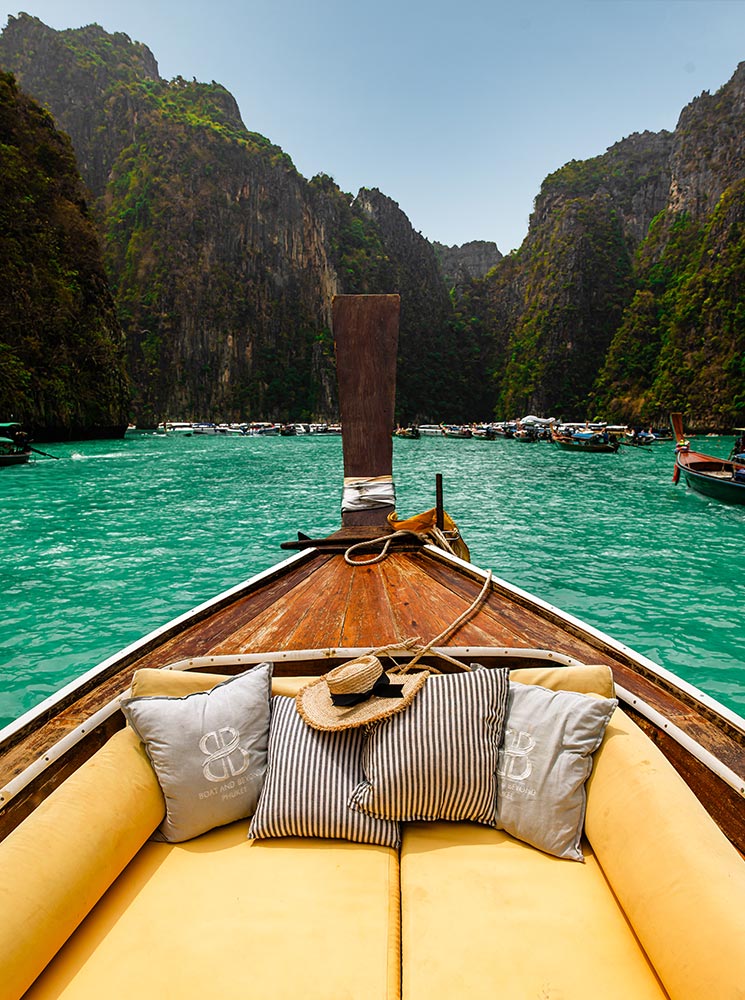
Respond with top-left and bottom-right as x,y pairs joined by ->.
1,432 -> 743,726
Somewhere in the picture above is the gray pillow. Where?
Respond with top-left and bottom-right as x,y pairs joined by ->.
497,683 -> 617,861
349,668 -> 510,825
249,695 -> 400,847
121,663 -> 272,842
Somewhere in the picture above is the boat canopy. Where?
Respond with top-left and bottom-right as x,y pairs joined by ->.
520,414 -> 555,426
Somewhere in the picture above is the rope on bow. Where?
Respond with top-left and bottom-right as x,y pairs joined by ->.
363,570 -> 493,675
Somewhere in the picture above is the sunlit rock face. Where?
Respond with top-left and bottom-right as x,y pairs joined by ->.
0,14 -> 473,425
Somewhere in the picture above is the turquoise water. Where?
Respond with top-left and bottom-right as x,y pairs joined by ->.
1,432 -> 743,728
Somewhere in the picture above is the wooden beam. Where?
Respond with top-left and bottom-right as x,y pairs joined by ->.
333,295 -> 400,526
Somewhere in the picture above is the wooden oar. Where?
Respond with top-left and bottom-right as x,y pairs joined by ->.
28,446 -> 60,460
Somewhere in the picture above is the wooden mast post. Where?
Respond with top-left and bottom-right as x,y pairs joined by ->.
435,473 -> 444,530
333,294 -> 400,528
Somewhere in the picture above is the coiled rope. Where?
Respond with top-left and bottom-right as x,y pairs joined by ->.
391,569 -> 493,674
343,530 -> 426,566
344,526 -> 459,566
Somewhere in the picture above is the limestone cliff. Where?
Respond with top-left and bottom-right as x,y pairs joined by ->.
353,189 -> 464,420
592,64 -> 745,427
460,63 -> 745,428
458,130 -> 671,419
668,63 -> 745,220
432,240 -> 502,291
0,69 -> 128,440
0,14 -> 462,425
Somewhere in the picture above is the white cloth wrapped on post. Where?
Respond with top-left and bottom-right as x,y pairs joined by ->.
341,475 -> 396,512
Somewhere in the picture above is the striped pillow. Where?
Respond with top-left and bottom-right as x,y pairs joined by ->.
248,695 -> 400,847
349,668 -> 509,825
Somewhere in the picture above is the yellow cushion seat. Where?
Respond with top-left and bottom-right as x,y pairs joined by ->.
586,709 -> 745,1000
400,821 -> 666,1000
6,669 -> 744,1000
25,822 -> 401,1000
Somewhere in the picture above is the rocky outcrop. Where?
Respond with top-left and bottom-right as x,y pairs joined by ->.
668,63 -> 745,220
533,131 -> 674,246
460,194 -> 635,419
458,131 -> 670,419
0,15 -> 161,197
591,64 -> 745,427
0,70 -> 128,440
432,240 -> 502,290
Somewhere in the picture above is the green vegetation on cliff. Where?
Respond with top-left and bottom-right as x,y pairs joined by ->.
458,100 -> 745,429
0,70 -> 128,439
455,189 -> 636,421
592,183 -> 745,427
0,15 -> 464,426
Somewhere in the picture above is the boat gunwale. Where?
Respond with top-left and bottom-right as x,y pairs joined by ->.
160,645 -> 586,672
674,449 -> 745,504
421,543 -> 745,739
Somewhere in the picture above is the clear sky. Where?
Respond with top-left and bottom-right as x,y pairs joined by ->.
3,1 -> 745,252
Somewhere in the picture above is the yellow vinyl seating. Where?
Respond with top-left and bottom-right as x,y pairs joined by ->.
0,666 -> 744,1000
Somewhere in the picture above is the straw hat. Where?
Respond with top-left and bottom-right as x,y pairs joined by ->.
296,654 -> 429,731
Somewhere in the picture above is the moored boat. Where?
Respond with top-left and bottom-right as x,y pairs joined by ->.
651,426 -> 673,441
441,423 -> 472,438
308,422 -> 341,434
551,424 -> 620,453
1,299 -> 743,999
245,422 -> 281,436
728,427 -> 745,463
470,424 -> 496,440
671,412 -> 745,504
157,420 -> 195,435
622,428 -> 655,446
516,414 -> 555,440
492,420 -> 517,438
0,423 -> 31,467
513,424 -> 539,442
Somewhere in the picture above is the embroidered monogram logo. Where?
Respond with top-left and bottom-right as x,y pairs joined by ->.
199,727 -> 250,782
498,728 -> 535,781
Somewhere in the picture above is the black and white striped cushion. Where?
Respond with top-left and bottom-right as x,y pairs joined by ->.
248,695 -> 400,847
349,668 -> 509,825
